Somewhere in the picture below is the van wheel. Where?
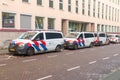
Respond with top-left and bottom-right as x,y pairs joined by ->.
89,42 -> 94,47
27,47 -> 34,56
55,45 -> 64,52
74,44 -> 78,50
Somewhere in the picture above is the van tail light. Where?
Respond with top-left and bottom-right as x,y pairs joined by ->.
94,37 -> 99,43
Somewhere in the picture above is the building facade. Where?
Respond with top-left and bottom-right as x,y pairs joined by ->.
0,0 -> 120,47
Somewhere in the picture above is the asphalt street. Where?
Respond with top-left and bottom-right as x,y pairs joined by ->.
0,44 -> 120,80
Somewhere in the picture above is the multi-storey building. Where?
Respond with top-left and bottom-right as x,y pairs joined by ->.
0,0 -> 120,47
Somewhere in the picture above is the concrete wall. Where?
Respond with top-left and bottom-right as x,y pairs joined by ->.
0,32 -> 23,49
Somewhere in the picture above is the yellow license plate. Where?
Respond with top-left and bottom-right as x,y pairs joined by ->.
64,44 -> 66,46
10,48 -> 15,51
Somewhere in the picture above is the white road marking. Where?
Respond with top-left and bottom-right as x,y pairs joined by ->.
67,66 -> 80,71
47,55 -> 57,58
90,49 -> 95,51
102,57 -> 110,60
22,59 -> 37,63
65,53 -> 74,55
113,54 -> 119,56
36,75 -> 52,80
0,64 -> 7,67
89,61 -> 97,65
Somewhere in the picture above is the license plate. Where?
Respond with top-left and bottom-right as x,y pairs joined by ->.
10,48 -> 15,51
64,44 -> 66,46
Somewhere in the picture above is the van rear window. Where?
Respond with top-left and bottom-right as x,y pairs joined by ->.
99,33 -> 105,37
46,33 -> 62,39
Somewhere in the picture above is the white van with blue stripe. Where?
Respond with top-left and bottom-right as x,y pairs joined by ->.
8,31 -> 64,56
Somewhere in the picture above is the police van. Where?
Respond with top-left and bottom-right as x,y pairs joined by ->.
8,30 -> 64,55
94,32 -> 109,46
64,32 -> 95,49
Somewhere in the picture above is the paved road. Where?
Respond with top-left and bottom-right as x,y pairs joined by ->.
0,44 -> 120,80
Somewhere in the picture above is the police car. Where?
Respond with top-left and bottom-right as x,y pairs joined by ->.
64,32 -> 95,49
8,30 -> 64,55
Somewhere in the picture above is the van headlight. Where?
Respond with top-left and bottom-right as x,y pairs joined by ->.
18,44 -> 25,48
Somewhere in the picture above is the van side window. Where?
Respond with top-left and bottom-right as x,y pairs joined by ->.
84,33 -> 94,38
78,34 -> 83,39
94,33 -> 97,37
34,33 -> 44,41
99,33 -> 105,37
46,33 -> 62,39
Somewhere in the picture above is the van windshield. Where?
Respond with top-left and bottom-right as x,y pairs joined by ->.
65,33 -> 79,38
18,32 -> 37,40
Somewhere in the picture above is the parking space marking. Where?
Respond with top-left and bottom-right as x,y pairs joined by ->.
102,57 -> 110,60
47,55 -> 57,58
22,59 -> 37,63
89,61 -> 97,65
113,54 -> 119,56
36,75 -> 52,80
0,64 -> 7,67
67,66 -> 80,71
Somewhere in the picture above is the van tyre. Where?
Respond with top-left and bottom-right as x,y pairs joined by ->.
74,44 -> 78,50
55,45 -> 64,52
89,42 -> 94,47
27,47 -> 34,56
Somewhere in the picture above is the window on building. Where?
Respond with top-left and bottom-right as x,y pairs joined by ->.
2,12 -> 15,28
88,0 -> 91,16
69,22 -> 80,32
109,25 -> 112,32
93,0 -> 96,17
102,3 -> 104,19
82,0 -> 85,15
105,25 -> 107,32
115,8 -> 117,22
107,25 -> 109,32
118,0 -> 120,5
117,26 -> 119,32
35,17 -> 44,30
101,25 -> 104,32
105,5 -> 108,20
59,0 -> 63,10
37,0 -> 42,5
109,6 -> 111,20
68,0 -> 71,12
97,24 -> 100,32
22,0 -> 29,2
48,18 -> 55,29
76,0 -> 79,13
81,23 -> 86,31
49,0 -> 54,8
118,9 -> 119,22
98,2 -> 100,18
20,14 -> 31,29
112,7 -> 114,21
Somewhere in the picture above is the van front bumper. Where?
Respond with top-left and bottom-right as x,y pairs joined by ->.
8,45 -> 27,55
64,42 -> 75,49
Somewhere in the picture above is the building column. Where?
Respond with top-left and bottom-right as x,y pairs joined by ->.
62,20 -> 69,36
86,23 -> 91,32
31,15 -> 35,30
93,23 -> 97,32
0,11 -> 2,29
44,17 -> 48,30
15,13 -> 20,29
